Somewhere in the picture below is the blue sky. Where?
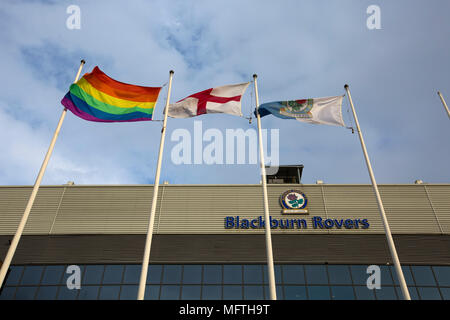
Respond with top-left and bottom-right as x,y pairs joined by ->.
0,0 -> 449,185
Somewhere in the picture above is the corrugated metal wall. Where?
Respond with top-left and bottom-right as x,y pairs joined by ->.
0,184 -> 449,235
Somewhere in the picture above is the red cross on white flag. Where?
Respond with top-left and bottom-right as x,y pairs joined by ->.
167,82 -> 250,118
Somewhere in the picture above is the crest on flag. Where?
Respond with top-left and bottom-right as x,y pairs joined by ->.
258,95 -> 345,127
279,99 -> 314,119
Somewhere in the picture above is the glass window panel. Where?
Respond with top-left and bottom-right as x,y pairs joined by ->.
160,285 -> 180,300
264,285 -> 283,300
375,286 -> 397,300
163,265 -> 182,284
284,285 -> 307,300
57,286 -> 79,300
417,287 -> 442,300
396,286 -> 419,300
119,285 -> 138,300
305,265 -> 328,285
83,265 -> 104,285
182,265 -> 202,284
243,285 -> 263,300
328,265 -> 352,285
410,287 -> 419,300
62,265 -> 85,287
123,265 -> 141,284
224,265 -> 242,284
102,265 -> 124,284
41,266 -> 64,285
411,266 -> 436,286
350,265 -> 369,285
0,287 -> 16,300
331,286 -> 355,300
440,288 -> 450,300
99,285 -> 121,300
243,265 -> 263,284
263,265 -> 282,284
392,266 -> 415,286
144,285 -> 160,300
354,286 -> 375,300
307,286 -> 331,300
432,266 -> 450,286
78,286 -> 99,300
21,266 -> 44,285
5,266 -> 24,286
181,285 -> 201,300
203,265 -> 222,284
202,285 -> 221,300
147,265 -> 163,284
223,285 -> 242,300
282,265 -> 305,284
380,266 -> 393,286
36,286 -> 58,300
15,286 -> 38,300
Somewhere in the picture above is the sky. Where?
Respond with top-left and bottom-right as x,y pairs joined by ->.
0,0 -> 449,186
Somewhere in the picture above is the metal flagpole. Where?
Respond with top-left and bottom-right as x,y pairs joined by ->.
437,91 -> 450,119
137,70 -> 174,300
0,60 -> 86,289
253,74 -> 277,300
344,84 -> 411,300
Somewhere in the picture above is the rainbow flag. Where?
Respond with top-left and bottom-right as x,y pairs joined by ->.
61,66 -> 161,122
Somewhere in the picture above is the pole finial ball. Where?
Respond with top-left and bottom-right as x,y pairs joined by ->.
344,84 -> 349,89
253,74 -> 257,79
170,70 -> 174,74
81,59 -> 86,64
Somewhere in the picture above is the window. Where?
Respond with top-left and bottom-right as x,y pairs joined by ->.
21,266 -> 43,285
433,266 -> 450,286
147,265 -> 163,284
282,265 -> 305,284
119,285 -> 138,300
183,265 -> 202,284
243,285 -> 264,300
224,265 -> 242,284
41,266 -> 64,285
99,286 -> 120,300
284,286 -> 307,300
411,266 -> 436,286
202,285 -> 221,300
162,265 -> 182,284
308,286 -> 330,300
102,265 -> 124,284
181,285 -> 201,299
2,263 -> 447,300
123,265 -> 141,284
83,265 -> 104,285
331,286 -> 355,300
160,285 -> 180,300
328,265 -> 352,285
4,266 -> 23,286
203,265 -> 221,284
304,265 -> 328,284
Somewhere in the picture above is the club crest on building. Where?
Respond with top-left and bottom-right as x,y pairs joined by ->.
279,99 -> 313,119
280,190 -> 308,214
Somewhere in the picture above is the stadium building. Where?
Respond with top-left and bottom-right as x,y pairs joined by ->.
0,166 -> 449,300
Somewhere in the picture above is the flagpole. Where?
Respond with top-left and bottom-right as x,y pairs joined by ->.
344,84 -> 411,300
137,70 -> 174,300
253,74 -> 277,300
437,91 -> 450,119
0,60 -> 85,289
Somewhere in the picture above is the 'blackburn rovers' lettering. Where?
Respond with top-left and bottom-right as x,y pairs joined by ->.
224,216 -> 369,230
